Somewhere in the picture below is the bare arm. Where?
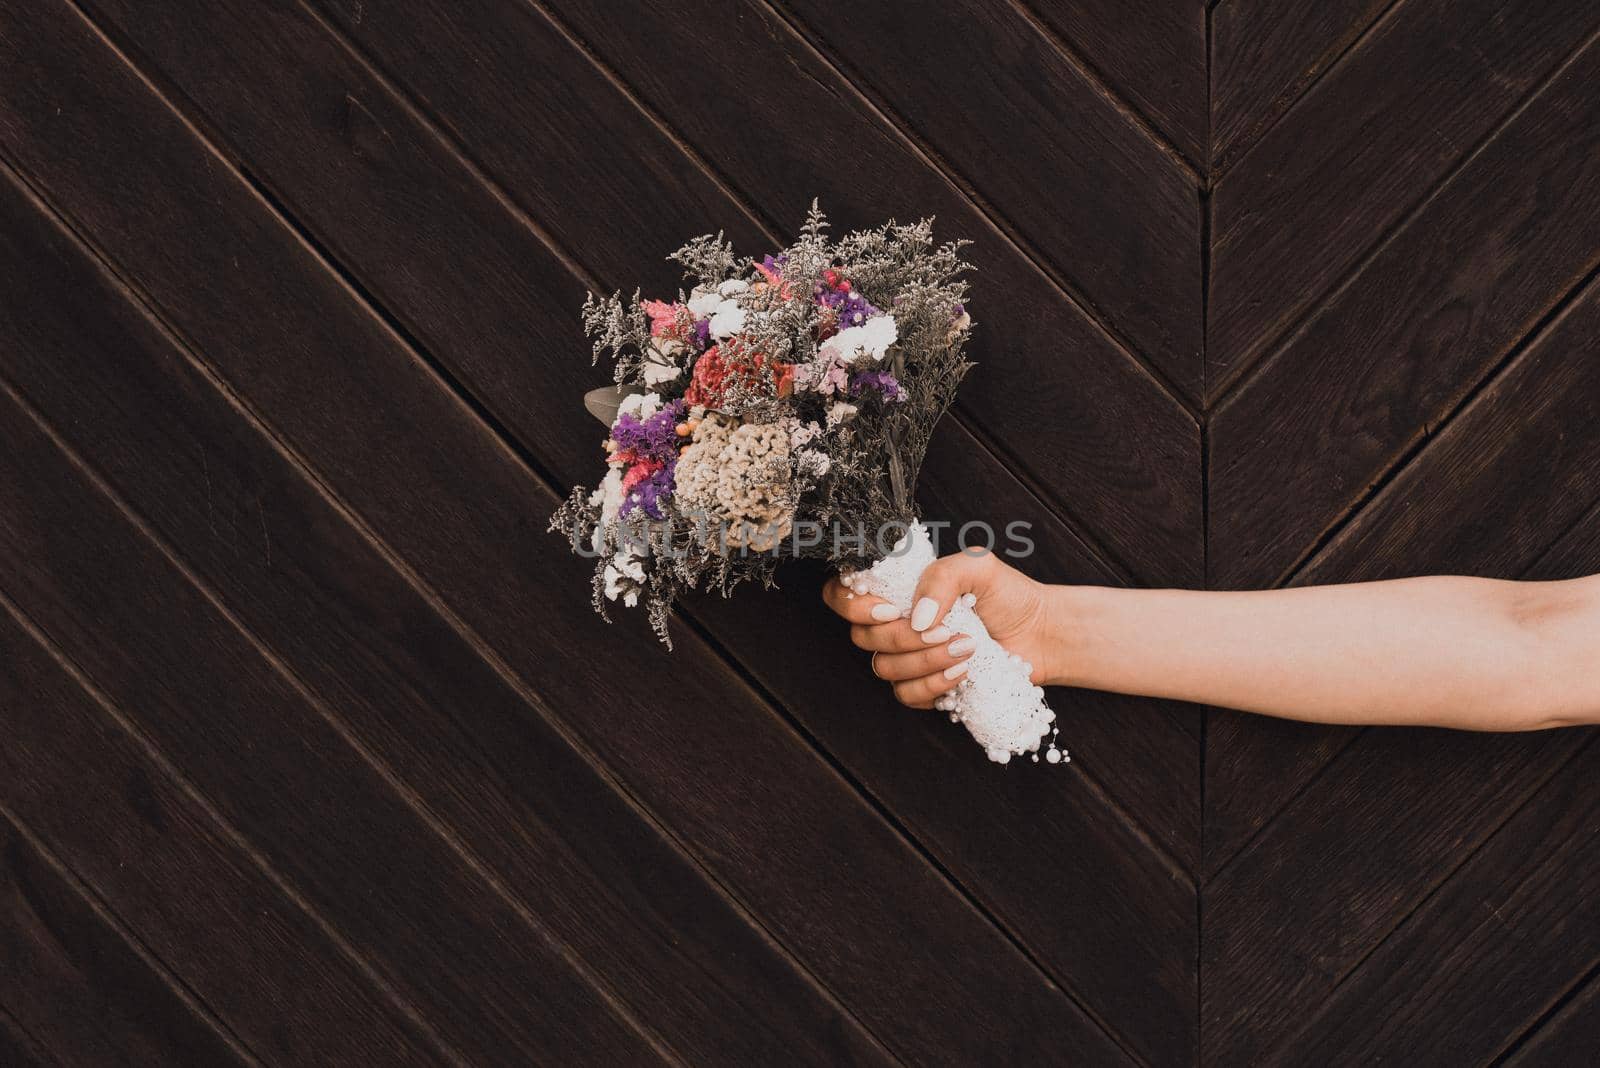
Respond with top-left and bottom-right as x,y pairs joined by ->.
824,555 -> 1600,731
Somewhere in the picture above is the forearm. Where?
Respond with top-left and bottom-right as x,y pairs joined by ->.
1044,576 -> 1599,730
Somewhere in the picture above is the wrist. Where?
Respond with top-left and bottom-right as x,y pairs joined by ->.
1034,582 -> 1093,688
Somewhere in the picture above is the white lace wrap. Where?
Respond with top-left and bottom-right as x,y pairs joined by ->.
843,523 -> 1066,765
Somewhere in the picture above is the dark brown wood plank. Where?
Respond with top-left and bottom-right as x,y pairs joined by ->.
0,164 -> 889,1067
0,363 -> 666,1064
0,1003 -> 53,1066
1205,271 -> 1600,873
70,2 -> 1200,1059
1210,0 -> 1393,174
1508,975 -> 1600,1066
1202,283 -> 1600,1060
1208,0 -> 1600,389
1026,0 -> 1206,166
0,4 -> 1131,1061
507,0 -> 1205,585
1262,736 -> 1599,1065
1202,725 -> 1584,1064
1209,28 -> 1600,590
307,0 -> 1202,861
771,0 -> 1204,399
0,812 -> 250,1067
1263,504 -> 1600,1066
0,591 -> 442,1065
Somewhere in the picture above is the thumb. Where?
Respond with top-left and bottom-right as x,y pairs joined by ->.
908,550 -> 988,633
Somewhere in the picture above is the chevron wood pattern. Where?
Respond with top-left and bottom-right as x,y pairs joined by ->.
0,1 -> 1595,1064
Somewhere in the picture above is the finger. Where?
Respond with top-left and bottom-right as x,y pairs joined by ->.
870,637 -> 976,681
907,551 -> 983,634
893,669 -> 966,710
822,577 -> 904,625
849,619 -> 959,654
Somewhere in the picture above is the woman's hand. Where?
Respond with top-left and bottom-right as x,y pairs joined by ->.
822,548 -> 1063,708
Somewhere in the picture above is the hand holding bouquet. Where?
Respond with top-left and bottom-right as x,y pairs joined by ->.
552,205 -> 1064,764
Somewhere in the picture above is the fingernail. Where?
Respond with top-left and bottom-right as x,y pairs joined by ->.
869,603 -> 901,622
910,596 -> 939,631
944,661 -> 969,680
947,637 -> 976,658
920,626 -> 952,644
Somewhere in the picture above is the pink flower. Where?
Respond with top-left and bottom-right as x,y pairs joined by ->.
641,299 -> 680,337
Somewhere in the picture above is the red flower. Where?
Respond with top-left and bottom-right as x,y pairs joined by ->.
685,343 -> 795,408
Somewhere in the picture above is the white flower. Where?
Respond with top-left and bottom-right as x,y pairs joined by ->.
709,299 -> 746,339
587,467 -> 625,552
786,419 -> 823,448
618,391 -> 662,421
602,547 -> 647,607
687,287 -> 722,319
717,278 -> 750,297
821,314 -> 897,364
797,448 -> 831,478
826,401 -> 858,427
642,338 -> 685,387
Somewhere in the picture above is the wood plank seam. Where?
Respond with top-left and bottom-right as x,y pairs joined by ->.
0,1002 -> 55,1067
1257,735 -> 1597,1061
221,99 -> 1167,1068
1496,955 -> 1600,1064
1283,258 -> 1600,587
755,0 -> 1207,418
522,0 -> 1199,580
0,1004 -> 53,1061
1203,467 -> 1600,886
0,581 -> 470,1067
0,804 -> 262,1066
310,0 -> 1200,873
1208,19 -> 1600,408
0,61 -> 1138,1057
0,150 -> 900,1064
1210,0 -> 1407,184
1001,0 -> 1205,181
310,0 -> 1155,596
0,366 -> 684,1064
302,0 -> 1207,824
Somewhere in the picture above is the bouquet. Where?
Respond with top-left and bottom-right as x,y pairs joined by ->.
551,205 -> 1064,764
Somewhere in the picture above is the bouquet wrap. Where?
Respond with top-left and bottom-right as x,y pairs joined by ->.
844,522 -> 1062,763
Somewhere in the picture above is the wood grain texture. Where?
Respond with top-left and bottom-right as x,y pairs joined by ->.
0,161 -> 889,1067
0,4 -> 1132,1060
1209,29 -> 1600,590
1025,0 -> 1206,166
0,362 -> 668,1064
0,582 -> 443,1066
72,0 -> 1198,1057
1208,0 -> 1600,389
775,0 -> 1204,399
1263,737 -> 1600,1065
0,814 -> 250,1067
1508,974 -> 1600,1066
526,0 -> 1205,587
1205,273 -> 1600,874
2,0 -> 1597,1061
1210,0 -> 1393,174
1203,726 -> 1585,1064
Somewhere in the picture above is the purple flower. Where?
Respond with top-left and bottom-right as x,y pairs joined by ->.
850,370 -> 907,402
620,457 -> 676,520
817,286 -> 880,327
692,319 -> 712,350
611,399 -> 684,462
